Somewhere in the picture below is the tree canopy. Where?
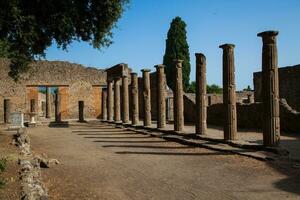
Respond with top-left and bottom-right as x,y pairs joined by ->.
187,82 -> 223,94
0,0 -> 128,80
163,16 -> 191,91
243,85 -> 252,91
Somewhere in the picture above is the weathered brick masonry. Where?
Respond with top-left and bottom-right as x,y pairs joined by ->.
0,59 -> 106,122
254,64 -> 300,111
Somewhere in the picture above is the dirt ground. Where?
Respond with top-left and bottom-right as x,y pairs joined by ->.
0,129 -> 21,200
23,121 -> 300,200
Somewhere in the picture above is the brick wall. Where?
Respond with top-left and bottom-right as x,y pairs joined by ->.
254,64 -> 300,111
0,58 -> 106,122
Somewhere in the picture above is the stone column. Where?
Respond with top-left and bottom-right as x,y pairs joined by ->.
258,31 -> 280,146
195,53 -> 207,135
114,78 -> 121,123
141,69 -> 151,127
155,65 -> 166,129
55,93 -> 61,122
78,101 -> 84,122
107,80 -> 114,122
122,75 -> 129,124
4,99 -> 10,123
102,89 -> 107,121
29,99 -> 37,125
173,59 -> 184,132
30,99 -> 36,113
131,73 -> 139,125
207,96 -> 212,106
219,44 -> 237,140
46,86 -> 51,118
247,94 -> 254,103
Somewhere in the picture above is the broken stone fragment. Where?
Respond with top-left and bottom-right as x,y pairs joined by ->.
34,155 -> 60,168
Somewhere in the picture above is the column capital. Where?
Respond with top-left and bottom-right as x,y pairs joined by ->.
154,64 -> 165,69
219,43 -> 235,49
114,77 -> 121,82
195,53 -> 205,58
141,68 -> 151,73
130,72 -> 137,76
257,30 -> 279,44
173,59 -> 183,64
195,53 -> 206,63
257,30 -> 279,38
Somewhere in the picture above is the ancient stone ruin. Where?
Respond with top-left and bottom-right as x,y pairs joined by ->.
0,59 -> 106,123
1,30 -> 300,148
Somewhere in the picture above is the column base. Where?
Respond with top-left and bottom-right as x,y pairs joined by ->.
157,127 -> 167,131
174,130 -> 184,134
27,122 -> 37,128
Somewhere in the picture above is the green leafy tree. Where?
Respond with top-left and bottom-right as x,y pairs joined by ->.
0,40 -> 9,58
187,81 -> 196,93
163,16 -> 191,91
187,82 -> 223,94
0,157 -> 7,189
243,85 -> 252,91
207,84 -> 222,94
0,0 -> 129,80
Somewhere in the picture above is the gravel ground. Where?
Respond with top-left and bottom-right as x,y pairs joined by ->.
0,129 -> 21,200
27,121 -> 300,200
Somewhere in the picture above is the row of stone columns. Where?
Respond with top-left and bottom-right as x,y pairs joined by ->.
103,61 -> 184,131
103,30 -> 280,147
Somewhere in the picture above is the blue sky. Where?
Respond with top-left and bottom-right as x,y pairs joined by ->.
45,0 -> 300,90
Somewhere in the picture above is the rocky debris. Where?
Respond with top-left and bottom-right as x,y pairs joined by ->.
33,154 -> 60,168
12,128 -> 59,199
19,159 -> 48,200
13,128 -> 31,156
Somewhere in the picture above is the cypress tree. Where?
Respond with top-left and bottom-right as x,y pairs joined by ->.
163,16 -> 191,91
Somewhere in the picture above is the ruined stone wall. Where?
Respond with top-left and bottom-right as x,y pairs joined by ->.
0,59 -> 106,122
254,64 -> 300,111
183,91 -> 253,123
184,94 -> 196,123
185,91 -> 253,106
183,91 -> 299,132
206,100 -> 300,132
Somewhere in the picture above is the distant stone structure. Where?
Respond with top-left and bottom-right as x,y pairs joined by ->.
0,59 -> 106,122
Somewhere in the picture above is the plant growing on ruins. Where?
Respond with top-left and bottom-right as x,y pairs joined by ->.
0,0 -> 129,80
207,84 -> 222,94
0,157 -> 7,188
163,16 -> 191,91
